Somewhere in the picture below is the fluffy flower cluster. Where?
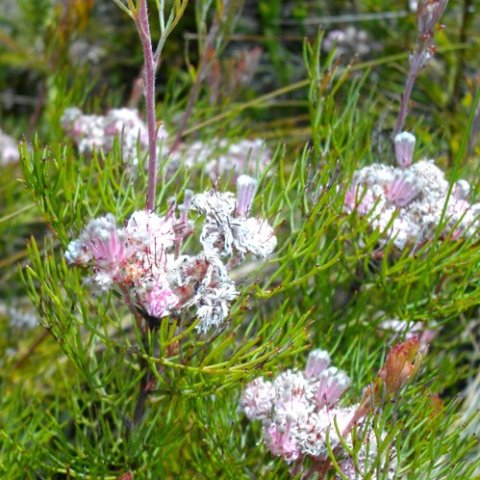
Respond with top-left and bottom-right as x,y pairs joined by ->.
171,138 -> 271,181
61,107 -> 168,173
344,132 -> 480,250
379,318 -> 436,345
61,107 -> 271,181
65,176 -> 276,333
241,350 -> 394,478
323,26 -> 379,59
0,128 -> 19,166
0,299 -> 38,329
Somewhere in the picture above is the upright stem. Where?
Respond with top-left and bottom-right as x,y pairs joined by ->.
452,0 -> 473,104
394,54 -> 423,136
136,0 -> 158,212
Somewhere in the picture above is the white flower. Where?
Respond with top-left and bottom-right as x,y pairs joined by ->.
273,370 -> 315,403
0,128 -> 19,166
305,349 -> 331,379
191,190 -> 236,217
126,210 -> 175,252
394,131 -> 416,168
233,218 -> 277,258
240,378 -> 275,420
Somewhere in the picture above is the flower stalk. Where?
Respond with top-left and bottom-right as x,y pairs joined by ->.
134,0 -> 158,211
394,0 -> 449,135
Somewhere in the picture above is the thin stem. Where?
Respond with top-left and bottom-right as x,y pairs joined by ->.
452,0 -> 473,104
135,0 -> 158,212
133,315 -> 159,426
393,54 -> 423,136
13,328 -> 50,370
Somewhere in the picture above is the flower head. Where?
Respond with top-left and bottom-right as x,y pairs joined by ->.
236,175 -> 258,218
240,377 -> 275,421
379,337 -> 428,396
394,131 -> 416,168
305,349 -> 331,379
385,172 -> 421,207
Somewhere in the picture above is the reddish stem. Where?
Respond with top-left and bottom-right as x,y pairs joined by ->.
136,0 -> 158,212
393,53 -> 423,136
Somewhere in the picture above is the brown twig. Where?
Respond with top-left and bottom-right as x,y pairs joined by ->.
132,314 -> 160,427
13,328 -> 50,370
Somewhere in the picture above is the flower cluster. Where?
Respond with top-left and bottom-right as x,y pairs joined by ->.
61,107 -> 168,173
65,176 -> 276,333
61,107 -> 271,181
408,0 -> 448,71
240,350 -> 395,478
0,298 -> 38,329
0,128 -> 19,166
171,138 -> 272,182
344,131 -> 480,250
379,318 -> 436,345
323,26 -> 379,59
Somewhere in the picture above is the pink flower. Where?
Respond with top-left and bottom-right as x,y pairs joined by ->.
385,173 -> 420,207
314,367 -> 350,408
305,350 -> 331,379
89,228 -> 126,267
394,132 -> 416,168
144,283 -> 178,318
235,175 -> 258,217
344,185 -> 375,215
265,423 -> 301,463
240,378 -> 275,420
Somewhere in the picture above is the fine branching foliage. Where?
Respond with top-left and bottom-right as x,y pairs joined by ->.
1,0 -> 480,479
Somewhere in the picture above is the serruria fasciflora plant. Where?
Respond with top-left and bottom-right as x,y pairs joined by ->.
0,0 -> 479,478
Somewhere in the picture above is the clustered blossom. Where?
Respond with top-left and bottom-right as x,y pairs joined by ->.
61,107 -> 168,174
240,350 -> 395,478
65,176 -> 276,333
0,128 -> 19,166
170,138 -> 272,182
323,27 -> 380,59
344,131 -> 480,250
62,107 -> 271,181
379,318 -> 437,345
0,299 -> 38,329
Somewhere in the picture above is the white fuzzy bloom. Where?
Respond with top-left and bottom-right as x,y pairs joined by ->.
323,26 -> 376,58
305,349 -> 331,379
170,138 -> 272,181
394,131 -> 416,168
346,154 -> 480,250
191,190 -> 236,217
295,406 -> 356,457
65,238 -> 91,265
0,128 -> 19,166
195,279 -> 238,333
236,175 -> 258,217
233,218 -> 277,258
126,210 -> 175,252
453,179 -> 470,200
273,370 -> 315,403
2,299 -> 38,329
192,190 -> 237,257
239,350 -> 395,475
240,378 -> 275,420
61,107 -> 169,175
